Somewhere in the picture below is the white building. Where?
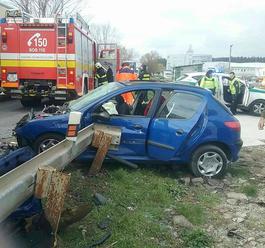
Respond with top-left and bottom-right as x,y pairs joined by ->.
167,45 -> 212,70
203,62 -> 265,79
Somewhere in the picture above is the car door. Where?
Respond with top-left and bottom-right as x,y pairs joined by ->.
147,90 -> 207,161
87,89 -> 157,157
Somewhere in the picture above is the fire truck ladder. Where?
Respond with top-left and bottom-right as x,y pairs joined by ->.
56,20 -> 68,89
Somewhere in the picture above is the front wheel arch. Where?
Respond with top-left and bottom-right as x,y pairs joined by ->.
33,132 -> 65,153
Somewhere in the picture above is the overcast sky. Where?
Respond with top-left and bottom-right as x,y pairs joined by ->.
81,0 -> 265,58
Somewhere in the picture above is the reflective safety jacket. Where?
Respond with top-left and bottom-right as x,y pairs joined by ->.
95,67 -> 108,86
116,66 -> 137,82
139,70 -> 151,81
229,77 -> 242,95
200,76 -> 219,90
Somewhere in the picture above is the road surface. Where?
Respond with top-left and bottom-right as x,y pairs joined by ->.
0,97 -> 264,146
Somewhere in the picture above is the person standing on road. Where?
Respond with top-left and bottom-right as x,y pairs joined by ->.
104,62 -> 114,83
228,72 -> 242,115
116,62 -> 138,82
95,62 -> 108,87
138,64 -> 151,81
258,110 -> 265,129
200,70 -> 219,95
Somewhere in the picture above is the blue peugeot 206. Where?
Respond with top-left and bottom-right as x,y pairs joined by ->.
14,81 -> 243,178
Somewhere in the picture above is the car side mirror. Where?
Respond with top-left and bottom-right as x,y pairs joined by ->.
91,111 -> 110,122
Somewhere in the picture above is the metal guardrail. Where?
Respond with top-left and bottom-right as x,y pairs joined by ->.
0,124 -> 96,222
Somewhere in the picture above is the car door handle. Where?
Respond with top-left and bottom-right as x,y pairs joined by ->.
132,124 -> 143,130
176,129 -> 184,135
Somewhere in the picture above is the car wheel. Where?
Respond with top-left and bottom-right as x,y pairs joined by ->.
249,100 -> 265,116
34,133 -> 64,153
190,145 -> 228,178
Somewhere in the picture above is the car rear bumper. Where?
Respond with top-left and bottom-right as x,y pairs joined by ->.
230,139 -> 243,162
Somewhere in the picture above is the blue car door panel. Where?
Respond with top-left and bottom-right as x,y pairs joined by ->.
147,91 -> 207,161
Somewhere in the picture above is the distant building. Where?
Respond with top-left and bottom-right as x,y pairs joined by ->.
203,62 -> 265,79
167,45 -> 212,70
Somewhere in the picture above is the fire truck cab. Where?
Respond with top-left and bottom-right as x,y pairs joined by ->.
0,10 -> 96,106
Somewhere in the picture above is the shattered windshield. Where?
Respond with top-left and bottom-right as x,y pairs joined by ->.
69,82 -> 123,111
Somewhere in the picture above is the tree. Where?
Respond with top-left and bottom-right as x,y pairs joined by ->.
140,51 -> 166,74
10,0 -> 84,17
90,23 -> 120,44
120,46 -> 138,61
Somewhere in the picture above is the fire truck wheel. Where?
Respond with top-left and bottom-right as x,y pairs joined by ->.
20,98 -> 41,107
34,133 -> 64,153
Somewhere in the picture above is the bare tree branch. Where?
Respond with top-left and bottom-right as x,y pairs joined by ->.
8,0 -> 84,17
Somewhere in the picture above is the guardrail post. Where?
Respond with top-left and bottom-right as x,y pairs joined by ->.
89,131 -> 112,175
35,167 -> 71,247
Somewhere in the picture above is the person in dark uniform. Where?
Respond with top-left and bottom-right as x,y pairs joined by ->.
228,72 -> 242,115
138,64 -> 151,81
95,62 -> 108,87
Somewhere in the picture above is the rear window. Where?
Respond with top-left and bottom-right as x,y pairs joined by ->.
157,92 -> 203,119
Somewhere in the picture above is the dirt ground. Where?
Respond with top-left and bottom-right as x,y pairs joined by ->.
198,146 -> 265,248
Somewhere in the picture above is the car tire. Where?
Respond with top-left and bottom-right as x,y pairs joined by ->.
190,145 -> 228,178
33,133 -> 64,154
249,100 -> 265,116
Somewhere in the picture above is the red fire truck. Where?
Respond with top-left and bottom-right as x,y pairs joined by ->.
0,10 -> 96,106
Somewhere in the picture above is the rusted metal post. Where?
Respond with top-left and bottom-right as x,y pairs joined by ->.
35,167 -> 71,247
89,133 -> 112,175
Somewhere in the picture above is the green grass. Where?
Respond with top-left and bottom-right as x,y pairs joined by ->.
196,191 -> 221,208
240,184 -> 258,197
175,203 -> 205,225
60,166 -> 187,248
180,228 -> 214,248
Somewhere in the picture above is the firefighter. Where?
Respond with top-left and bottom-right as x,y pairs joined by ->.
228,72 -> 242,115
138,64 -> 150,81
95,62 -> 108,87
104,62 -> 114,83
116,62 -> 137,105
200,70 -> 219,95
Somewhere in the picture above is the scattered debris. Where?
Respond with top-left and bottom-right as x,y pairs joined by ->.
179,177 -> 191,185
59,204 -> 93,231
87,231 -> 112,248
94,193 -> 108,206
227,228 -> 244,239
98,218 -> 111,230
226,192 -> 248,201
172,215 -> 194,229
191,177 -> 204,184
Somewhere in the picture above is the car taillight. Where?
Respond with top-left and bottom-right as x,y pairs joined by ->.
224,121 -> 241,131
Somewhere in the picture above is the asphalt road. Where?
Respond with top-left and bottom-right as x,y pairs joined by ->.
0,98 -> 30,139
0,97 -> 264,146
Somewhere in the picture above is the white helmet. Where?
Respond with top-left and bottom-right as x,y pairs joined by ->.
95,62 -> 102,68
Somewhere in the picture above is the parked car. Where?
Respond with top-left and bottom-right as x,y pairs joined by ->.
177,72 -> 265,116
14,82 -> 242,178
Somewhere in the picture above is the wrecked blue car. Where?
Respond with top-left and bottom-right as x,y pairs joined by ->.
14,82 -> 242,178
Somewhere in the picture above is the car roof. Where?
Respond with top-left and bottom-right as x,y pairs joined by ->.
119,80 -> 211,96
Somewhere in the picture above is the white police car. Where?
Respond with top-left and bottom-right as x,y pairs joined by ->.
177,72 -> 265,116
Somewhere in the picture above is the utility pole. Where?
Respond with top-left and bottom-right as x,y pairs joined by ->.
229,44 -> 233,72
